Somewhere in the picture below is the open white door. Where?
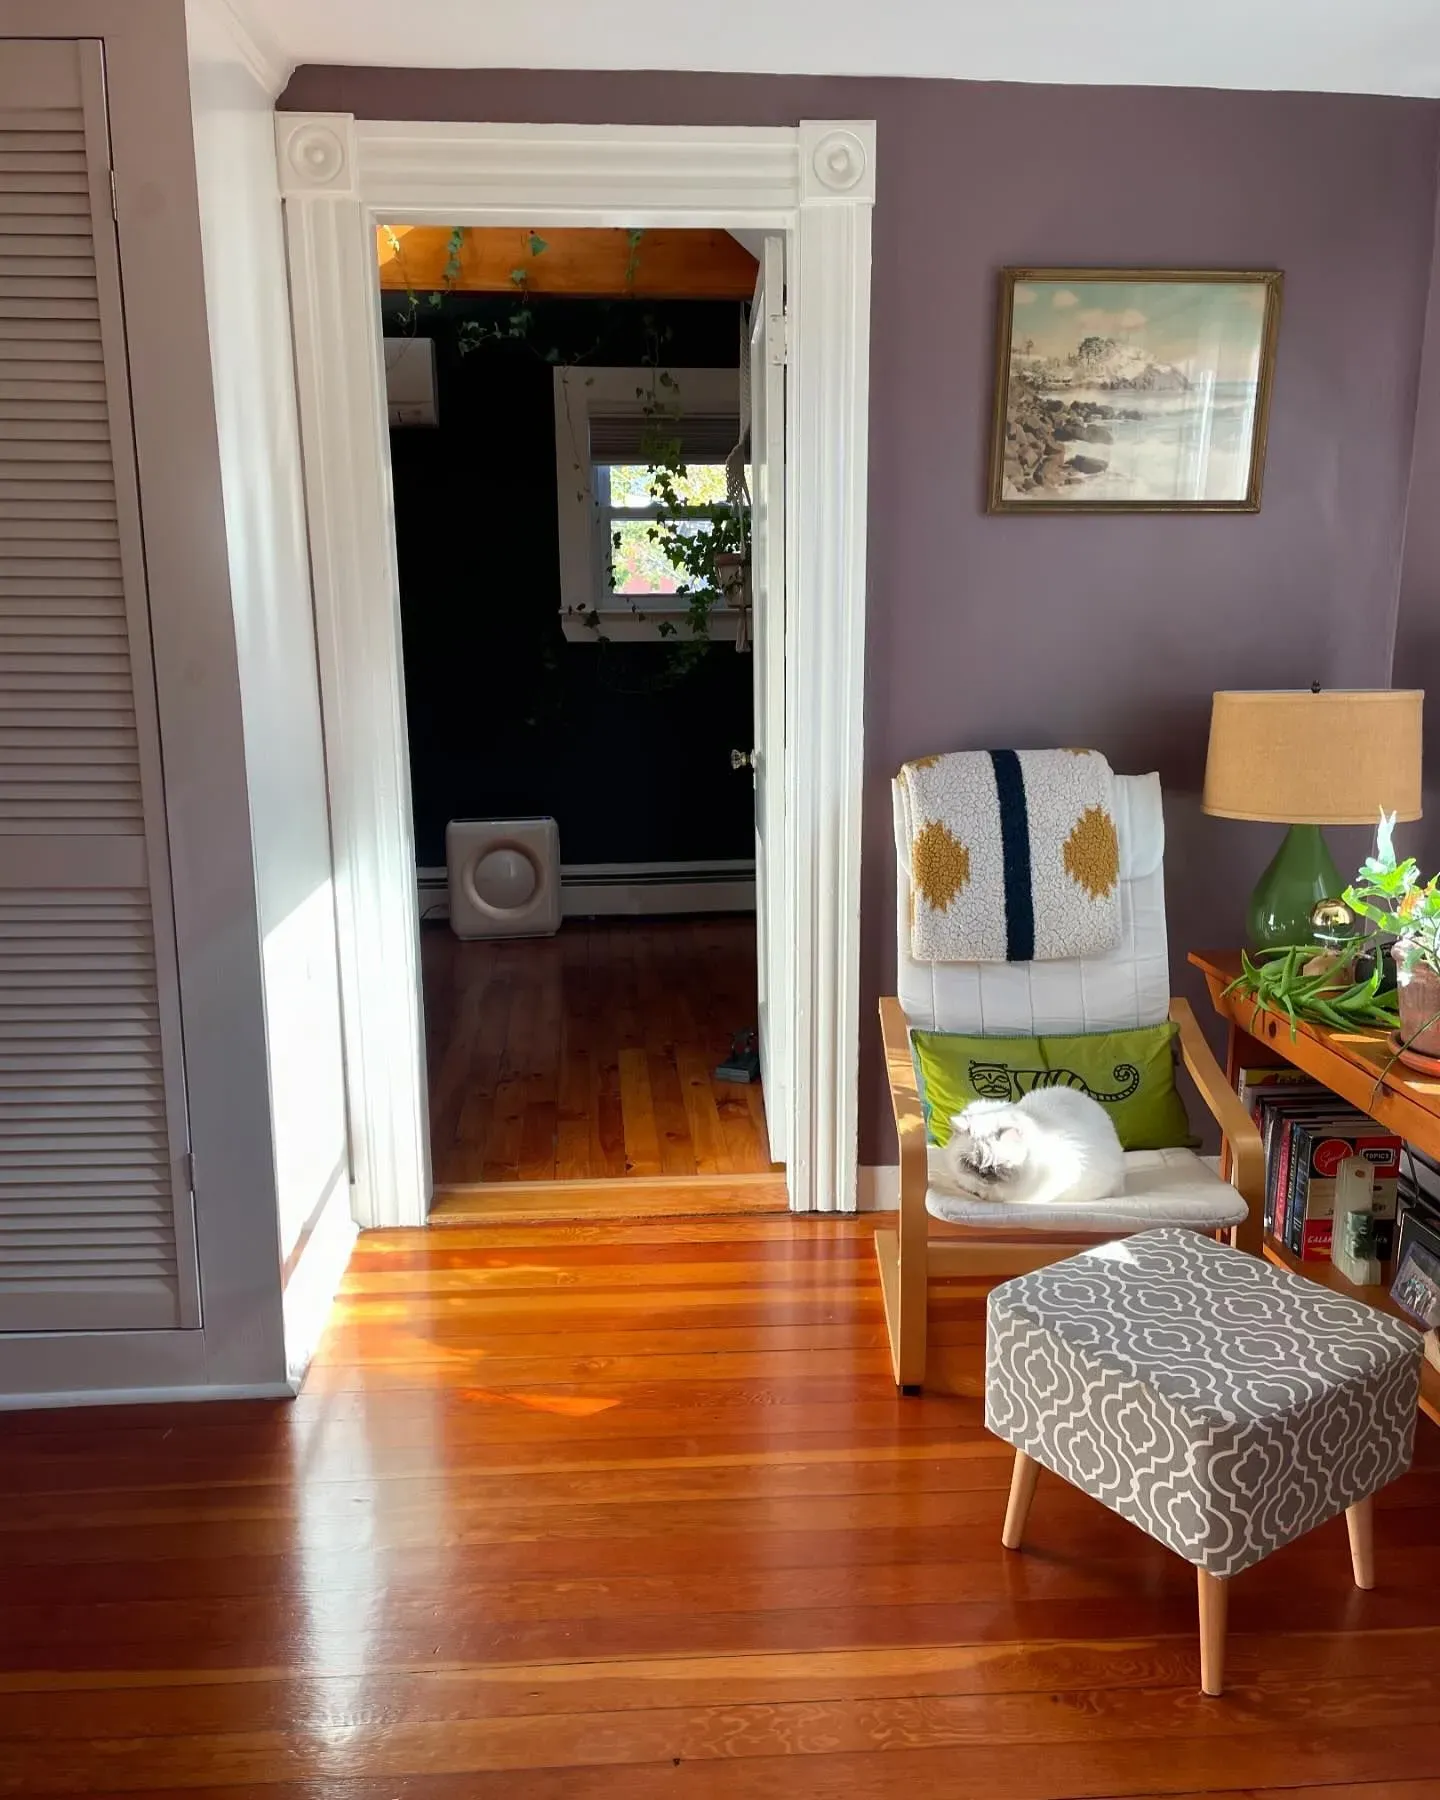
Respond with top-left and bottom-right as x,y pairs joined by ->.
749,236 -> 789,1167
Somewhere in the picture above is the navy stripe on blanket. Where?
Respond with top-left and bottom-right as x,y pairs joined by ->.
988,749 -> 1034,962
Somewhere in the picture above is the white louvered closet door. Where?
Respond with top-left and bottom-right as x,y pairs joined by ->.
0,39 -> 198,1331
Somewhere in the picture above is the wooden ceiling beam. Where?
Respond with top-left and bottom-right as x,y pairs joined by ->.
376,226 -> 758,300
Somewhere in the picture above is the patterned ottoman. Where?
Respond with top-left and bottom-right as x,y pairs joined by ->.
985,1226 -> 1421,1695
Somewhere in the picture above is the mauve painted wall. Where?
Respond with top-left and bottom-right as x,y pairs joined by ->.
281,67 -> 1440,1168
1397,178 -> 1440,874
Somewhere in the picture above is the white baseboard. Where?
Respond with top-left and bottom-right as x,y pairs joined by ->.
0,1379 -> 296,1412
562,876 -> 755,917
856,1164 -> 899,1211
418,859 -> 756,923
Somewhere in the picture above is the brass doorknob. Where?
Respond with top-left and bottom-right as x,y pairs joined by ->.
730,749 -> 756,771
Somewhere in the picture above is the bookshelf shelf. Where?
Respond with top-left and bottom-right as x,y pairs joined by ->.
1192,950 -> 1440,1432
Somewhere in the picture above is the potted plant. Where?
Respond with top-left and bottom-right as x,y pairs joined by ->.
1343,812 -> 1440,1059
713,548 -> 750,608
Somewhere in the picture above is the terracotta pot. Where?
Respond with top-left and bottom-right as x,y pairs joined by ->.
713,552 -> 748,602
1394,952 -> 1440,1056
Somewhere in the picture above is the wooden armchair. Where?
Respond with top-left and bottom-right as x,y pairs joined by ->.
874,773 -> 1265,1391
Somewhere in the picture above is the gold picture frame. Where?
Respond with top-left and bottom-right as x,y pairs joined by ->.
987,267 -> 1283,514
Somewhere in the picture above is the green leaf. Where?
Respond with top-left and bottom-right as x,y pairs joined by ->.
509,268 -> 528,286
528,232 -> 548,256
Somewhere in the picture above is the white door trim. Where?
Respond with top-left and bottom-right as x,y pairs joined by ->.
276,115 -> 875,1222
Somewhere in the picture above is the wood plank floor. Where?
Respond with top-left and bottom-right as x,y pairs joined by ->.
422,915 -> 779,1187
2,1214 -> 1439,1797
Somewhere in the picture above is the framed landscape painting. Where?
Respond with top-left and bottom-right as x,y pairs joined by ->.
987,268 -> 1283,513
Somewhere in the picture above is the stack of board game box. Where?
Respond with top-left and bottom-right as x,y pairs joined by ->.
1237,1066 -> 1401,1262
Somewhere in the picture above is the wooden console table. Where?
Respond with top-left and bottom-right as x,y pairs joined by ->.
1191,950 -> 1439,1427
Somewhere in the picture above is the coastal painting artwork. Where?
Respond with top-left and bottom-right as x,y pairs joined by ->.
988,269 -> 1283,513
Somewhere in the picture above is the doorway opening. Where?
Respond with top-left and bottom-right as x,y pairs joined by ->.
277,115 -> 874,1227
377,226 -> 786,1216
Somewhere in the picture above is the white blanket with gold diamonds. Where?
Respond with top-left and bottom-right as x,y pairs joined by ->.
897,748 -> 1122,962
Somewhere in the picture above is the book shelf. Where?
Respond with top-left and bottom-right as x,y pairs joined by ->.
1191,949 -> 1440,1430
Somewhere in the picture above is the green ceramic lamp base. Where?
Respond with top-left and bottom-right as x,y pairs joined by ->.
1247,824 -> 1344,951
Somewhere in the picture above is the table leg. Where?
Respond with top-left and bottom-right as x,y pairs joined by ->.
1346,1495 -> 1375,1589
1197,1568 -> 1228,1697
1001,1450 -> 1040,1551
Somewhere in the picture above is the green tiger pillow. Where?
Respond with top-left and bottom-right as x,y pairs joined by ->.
910,1021 -> 1191,1152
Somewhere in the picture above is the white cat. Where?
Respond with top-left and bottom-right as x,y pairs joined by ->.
933,1087 -> 1125,1214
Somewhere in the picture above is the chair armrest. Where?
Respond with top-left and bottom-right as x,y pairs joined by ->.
1170,995 -> 1264,1253
879,995 -> 929,1200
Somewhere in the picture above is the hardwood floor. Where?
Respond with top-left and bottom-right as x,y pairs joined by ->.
2,1214 -> 1439,1797
422,915 -> 779,1188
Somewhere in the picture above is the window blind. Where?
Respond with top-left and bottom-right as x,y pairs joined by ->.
589,410 -> 741,465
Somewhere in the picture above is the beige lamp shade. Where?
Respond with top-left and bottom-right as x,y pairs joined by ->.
1203,689 -> 1423,824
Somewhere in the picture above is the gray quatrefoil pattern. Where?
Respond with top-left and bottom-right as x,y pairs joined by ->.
985,1227 -> 1421,1577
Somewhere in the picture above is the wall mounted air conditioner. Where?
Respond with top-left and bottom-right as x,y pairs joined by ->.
384,337 -> 437,427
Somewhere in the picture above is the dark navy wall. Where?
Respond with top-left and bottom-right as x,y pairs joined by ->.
384,294 -> 753,868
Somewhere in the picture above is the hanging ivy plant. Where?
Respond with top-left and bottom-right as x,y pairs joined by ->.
613,358 -> 748,673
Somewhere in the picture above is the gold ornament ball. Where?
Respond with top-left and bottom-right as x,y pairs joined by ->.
1310,898 -> 1356,940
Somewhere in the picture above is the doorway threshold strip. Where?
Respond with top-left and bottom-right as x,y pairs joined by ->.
429,1173 -> 788,1224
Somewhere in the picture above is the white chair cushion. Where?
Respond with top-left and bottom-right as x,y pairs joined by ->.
895,771 -> 1171,1035
925,1145 -> 1248,1233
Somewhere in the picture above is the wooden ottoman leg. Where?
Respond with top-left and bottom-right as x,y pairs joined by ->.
1346,1495 -> 1375,1590
1197,1569 -> 1228,1697
1001,1450 -> 1040,1551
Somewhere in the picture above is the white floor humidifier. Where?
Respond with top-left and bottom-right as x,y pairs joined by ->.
446,817 -> 562,940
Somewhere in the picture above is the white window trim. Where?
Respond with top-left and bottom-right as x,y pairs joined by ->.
276,116 -> 875,1223
554,364 -> 743,645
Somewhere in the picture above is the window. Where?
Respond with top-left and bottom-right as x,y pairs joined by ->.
554,367 -> 743,642
603,461 -> 730,598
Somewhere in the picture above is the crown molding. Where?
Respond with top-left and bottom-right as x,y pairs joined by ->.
188,0 -> 293,99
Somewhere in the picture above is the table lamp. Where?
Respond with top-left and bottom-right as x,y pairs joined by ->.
1202,688 -> 1423,950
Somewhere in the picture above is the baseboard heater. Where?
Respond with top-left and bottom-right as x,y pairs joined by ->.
418,859 -> 755,922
